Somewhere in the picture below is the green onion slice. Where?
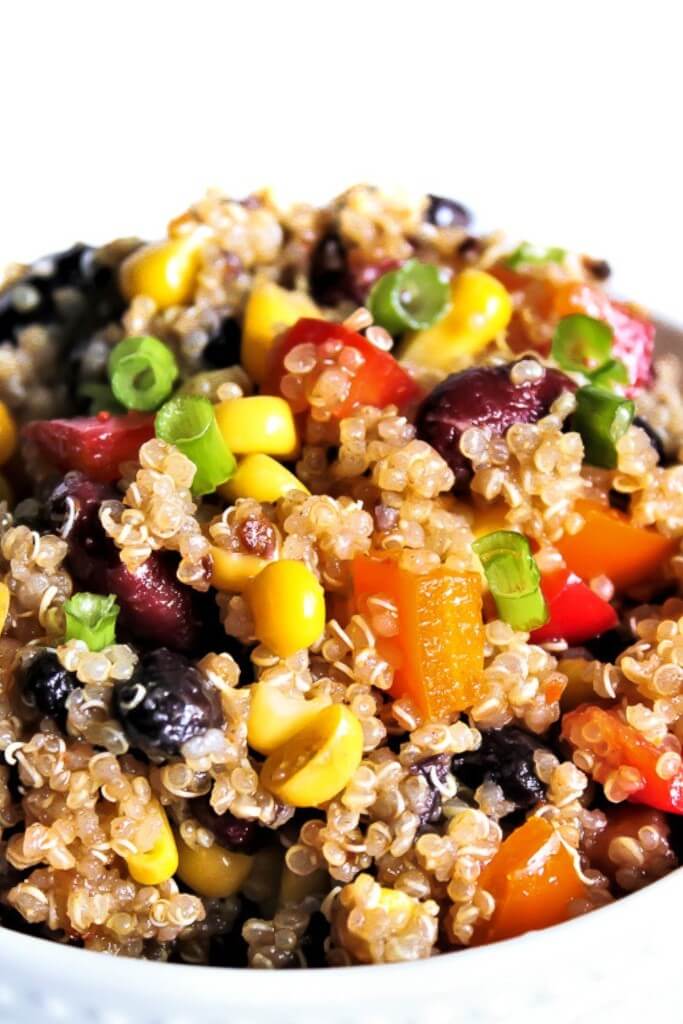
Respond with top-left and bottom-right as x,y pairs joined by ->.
64,592 -> 119,651
78,381 -> 125,414
368,259 -> 450,334
505,242 -> 566,270
108,335 -> 179,412
551,314 -> 613,375
473,530 -> 548,632
588,357 -> 629,392
571,385 -> 635,469
155,395 -> 236,496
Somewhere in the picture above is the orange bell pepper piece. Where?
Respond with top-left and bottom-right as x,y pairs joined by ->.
474,816 -> 587,944
562,704 -> 683,814
557,499 -> 676,591
352,555 -> 484,719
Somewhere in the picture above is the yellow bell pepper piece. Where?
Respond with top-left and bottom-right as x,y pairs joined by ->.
399,269 -> 512,372
246,559 -> 325,658
242,282 -> 319,384
260,704 -> 364,807
248,679 -> 332,755
215,396 -> 299,459
0,582 -> 9,635
219,453 -> 308,503
210,547 -> 270,592
176,836 -> 252,898
119,234 -> 204,309
0,402 -> 18,467
126,803 -> 178,886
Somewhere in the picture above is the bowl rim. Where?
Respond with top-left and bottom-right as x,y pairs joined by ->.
0,864 -> 679,1000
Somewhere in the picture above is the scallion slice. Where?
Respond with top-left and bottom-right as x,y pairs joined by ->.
64,592 -> 119,651
473,530 -> 548,631
155,394 -> 236,496
588,357 -> 629,392
368,259 -> 450,334
551,314 -> 613,375
109,335 -> 178,412
505,242 -> 566,270
571,385 -> 635,469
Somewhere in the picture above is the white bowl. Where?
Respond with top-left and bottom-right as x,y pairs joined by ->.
0,320 -> 680,1024
0,867 -> 678,1024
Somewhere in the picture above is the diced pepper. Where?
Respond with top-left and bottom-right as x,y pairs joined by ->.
551,282 -> 654,393
24,412 -> 155,482
473,817 -> 587,944
562,704 -> 683,814
490,268 -> 654,393
530,569 -> 618,646
242,282 -> 319,383
556,499 -> 676,591
266,318 -> 423,418
398,269 -> 512,372
352,555 -> 484,718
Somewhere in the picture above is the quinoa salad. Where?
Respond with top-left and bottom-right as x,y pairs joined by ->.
0,185 -> 681,968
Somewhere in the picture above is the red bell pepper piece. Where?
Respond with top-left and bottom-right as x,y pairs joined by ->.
562,705 -> 683,814
24,412 -> 155,482
265,317 -> 423,417
530,569 -> 618,646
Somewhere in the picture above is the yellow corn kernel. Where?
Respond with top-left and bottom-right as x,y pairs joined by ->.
260,705 -> 364,807
219,453 -> 308,503
215,396 -> 299,459
279,865 -> 329,908
119,234 -> 204,309
558,658 -> 595,711
176,837 -> 252,898
126,803 -> 178,886
248,679 -> 331,755
242,281 -> 319,384
399,269 -> 512,372
210,546 -> 270,592
245,846 -> 284,917
0,401 -> 18,466
0,582 -> 9,635
246,560 -> 325,658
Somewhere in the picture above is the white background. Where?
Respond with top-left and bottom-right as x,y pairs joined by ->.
1,0 -> 682,322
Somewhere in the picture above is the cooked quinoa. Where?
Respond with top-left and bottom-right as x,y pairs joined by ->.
0,184 -> 681,967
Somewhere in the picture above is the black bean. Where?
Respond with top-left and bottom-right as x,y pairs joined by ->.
426,194 -> 472,230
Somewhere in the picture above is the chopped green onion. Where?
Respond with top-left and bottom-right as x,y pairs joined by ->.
64,593 -> 119,651
505,242 -> 566,270
571,385 -> 635,469
551,314 -> 613,375
78,381 -> 125,414
155,395 -> 236,496
588,357 -> 629,392
368,259 -> 450,335
473,530 -> 548,632
108,335 -> 179,412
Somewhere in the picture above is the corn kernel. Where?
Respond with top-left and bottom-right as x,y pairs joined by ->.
210,547 -> 270,592
126,803 -> 178,886
0,401 -> 18,466
399,269 -> 512,372
248,679 -> 332,755
119,234 -> 203,309
260,705 -> 364,807
242,281 -> 319,383
279,865 -> 329,908
0,582 -> 9,635
177,837 -> 252,898
246,560 -> 325,658
215,396 -> 298,458
219,453 -> 308,503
